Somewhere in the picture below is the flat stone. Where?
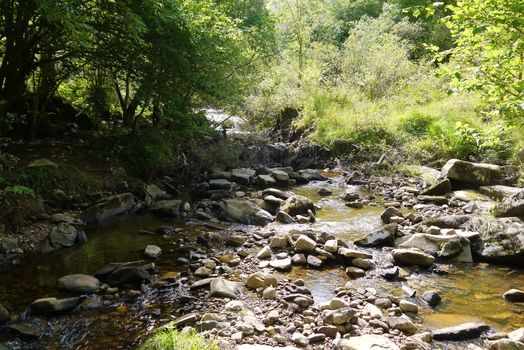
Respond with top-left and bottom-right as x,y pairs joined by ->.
399,300 -> 418,314
276,211 -> 295,224
9,322 -> 43,338
441,159 -> 503,185
83,193 -> 136,224
57,274 -> 101,294
338,248 -> 372,259
270,257 -> 292,271
337,334 -> 400,350
173,313 -> 199,327
392,248 -> 435,267
432,322 -> 490,340
307,255 -> 323,268
421,178 -> 452,196
236,345 -> 300,350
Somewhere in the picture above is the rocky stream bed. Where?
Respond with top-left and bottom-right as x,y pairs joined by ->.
1,159 -> 524,350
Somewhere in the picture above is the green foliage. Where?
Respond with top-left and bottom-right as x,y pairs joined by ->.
4,164 -> 97,197
140,324 -> 218,350
110,129 -> 176,179
437,0 -> 524,119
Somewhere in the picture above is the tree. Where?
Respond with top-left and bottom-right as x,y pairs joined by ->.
439,0 -> 524,119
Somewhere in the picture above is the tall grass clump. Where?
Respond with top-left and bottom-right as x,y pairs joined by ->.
140,325 -> 218,350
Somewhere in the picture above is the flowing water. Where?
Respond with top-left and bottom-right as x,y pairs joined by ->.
1,175 -> 524,349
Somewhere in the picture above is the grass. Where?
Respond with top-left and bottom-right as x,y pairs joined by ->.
297,77 -> 520,166
140,324 -> 218,350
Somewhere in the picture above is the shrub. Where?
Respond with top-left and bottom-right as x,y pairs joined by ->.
140,324 -> 218,350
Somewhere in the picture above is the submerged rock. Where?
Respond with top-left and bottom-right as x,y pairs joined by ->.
30,297 -> 81,314
106,266 -> 152,286
422,290 -> 441,307
57,274 -> 101,294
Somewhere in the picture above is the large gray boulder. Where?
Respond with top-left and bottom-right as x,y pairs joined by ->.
421,178 -> 452,196
83,193 -> 136,224
494,190 -> 524,217
479,185 -> 522,200
57,274 -> 101,294
223,199 -> 273,226
441,159 -> 503,186
299,169 -> 327,181
473,217 -> 524,265
395,233 -> 473,262
281,195 -> 315,216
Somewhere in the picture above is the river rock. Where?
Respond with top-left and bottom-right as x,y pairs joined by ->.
336,334 -> 400,350
144,245 -> 161,259
341,188 -> 360,201
246,272 -> 270,289
256,246 -> 272,260
30,297 -> 81,314
150,199 -> 182,217
422,290 -> 441,307
262,188 -> 293,200
144,184 -> 169,204
254,175 -> 277,188
282,195 -> 315,216
9,322 -> 43,338
479,185 -> 522,200
381,207 -> 402,224
318,187 -> 332,196
294,235 -> 317,252
399,300 -> 418,314
209,278 -> 240,299
106,266 -> 152,286
392,248 -> 435,267
57,274 -> 101,294
494,190 -> 524,217
270,257 -> 292,271
423,215 -> 471,229
270,235 -> 290,248
48,223 -> 81,248
395,233 -> 472,262
307,255 -> 323,268
338,247 -> 372,259
270,169 -> 290,183
474,217 -> 524,265
323,307 -> 356,325
355,223 -> 396,247
503,289 -> 524,302
236,345 -> 300,350
387,316 -> 418,335
173,313 -> 199,327
421,178 -> 452,196
209,179 -> 233,190
83,192 -> 136,224
276,211 -> 295,224
441,159 -> 503,186
223,199 -> 273,226
299,169 -> 327,181
432,322 -> 490,340
231,168 -> 256,185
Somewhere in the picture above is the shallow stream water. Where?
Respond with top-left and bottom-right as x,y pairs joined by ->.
1,175 -> 523,349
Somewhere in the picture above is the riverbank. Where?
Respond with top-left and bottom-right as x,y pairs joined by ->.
0,155 -> 523,349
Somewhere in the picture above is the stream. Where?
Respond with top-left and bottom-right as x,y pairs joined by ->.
1,173 -> 524,349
